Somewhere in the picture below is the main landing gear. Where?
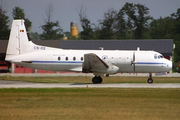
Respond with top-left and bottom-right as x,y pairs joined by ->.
92,74 -> 154,84
147,73 -> 153,84
92,76 -> 102,84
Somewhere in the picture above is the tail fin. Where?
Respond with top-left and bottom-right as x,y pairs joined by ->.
6,19 -> 35,60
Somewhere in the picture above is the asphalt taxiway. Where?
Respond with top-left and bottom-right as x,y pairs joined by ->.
0,80 -> 180,88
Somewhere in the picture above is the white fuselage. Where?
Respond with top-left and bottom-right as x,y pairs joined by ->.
8,48 -> 172,73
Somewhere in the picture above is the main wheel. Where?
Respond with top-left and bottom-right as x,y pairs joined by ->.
98,76 -> 102,83
147,78 -> 153,84
92,76 -> 102,84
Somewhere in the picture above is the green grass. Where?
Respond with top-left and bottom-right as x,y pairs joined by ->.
0,88 -> 180,120
0,76 -> 180,83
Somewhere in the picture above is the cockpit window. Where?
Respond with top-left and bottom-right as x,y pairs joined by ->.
159,55 -> 164,58
155,54 -> 164,59
158,55 -> 164,59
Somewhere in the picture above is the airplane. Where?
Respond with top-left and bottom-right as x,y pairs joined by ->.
5,19 -> 172,84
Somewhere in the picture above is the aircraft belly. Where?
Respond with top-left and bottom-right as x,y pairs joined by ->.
135,64 -> 164,73
14,63 -> 48,70
14,62 -> 82,72
118,66 -> 134,73
118,64 -> 165,73
51,63 -> 82,71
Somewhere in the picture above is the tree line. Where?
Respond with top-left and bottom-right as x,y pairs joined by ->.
0,2 -> 180,70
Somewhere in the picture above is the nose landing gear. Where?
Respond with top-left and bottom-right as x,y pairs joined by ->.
147,73 -> 153,84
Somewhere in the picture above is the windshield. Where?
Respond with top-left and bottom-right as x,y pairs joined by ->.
154,54 -> 164,59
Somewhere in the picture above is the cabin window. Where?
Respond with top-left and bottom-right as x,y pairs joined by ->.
73,57 -> 76,61
81,57 -> 83,61
154,55 -> 157,59
58,57 -> 61,60
65,57 -> 68,61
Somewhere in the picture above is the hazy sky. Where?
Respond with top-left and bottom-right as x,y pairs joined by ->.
5,0 -> 180,33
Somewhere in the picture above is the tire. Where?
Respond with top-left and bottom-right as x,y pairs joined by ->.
92,76 -> 103,84
147,78 -> 153,84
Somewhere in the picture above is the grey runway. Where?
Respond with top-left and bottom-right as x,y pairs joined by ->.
0,80 -> 180,88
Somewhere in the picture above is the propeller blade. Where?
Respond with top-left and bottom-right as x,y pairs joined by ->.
133,51 -> 135,73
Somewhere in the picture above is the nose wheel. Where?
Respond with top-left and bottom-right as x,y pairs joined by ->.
147,73 -> 153,84
92,76 -> 102,84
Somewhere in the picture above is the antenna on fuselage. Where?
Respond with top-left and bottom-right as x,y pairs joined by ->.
99,47 -> 104,50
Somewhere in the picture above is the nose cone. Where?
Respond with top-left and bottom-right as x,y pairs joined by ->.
165,59 -> 172,72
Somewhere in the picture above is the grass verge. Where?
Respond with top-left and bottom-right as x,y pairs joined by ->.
0,88 -> 180,120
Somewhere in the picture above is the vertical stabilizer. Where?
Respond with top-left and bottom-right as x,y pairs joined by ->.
6,19 -> 35,60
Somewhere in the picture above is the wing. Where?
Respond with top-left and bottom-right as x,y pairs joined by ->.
82,53 -> 109,73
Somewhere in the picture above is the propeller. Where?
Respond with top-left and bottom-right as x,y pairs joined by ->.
131,51 -> 136,73
132,48 -> 140,73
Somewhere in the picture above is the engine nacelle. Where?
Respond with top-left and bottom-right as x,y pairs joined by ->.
106,65 -> 119,74
104,58 -> 132,67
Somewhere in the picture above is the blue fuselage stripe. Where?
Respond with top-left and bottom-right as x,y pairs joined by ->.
136,62 -> 166,65
31,61 -> 166,65
32,61 -> 83,64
